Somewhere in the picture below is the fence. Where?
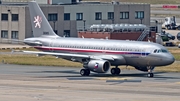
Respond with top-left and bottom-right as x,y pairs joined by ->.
0,39 -> 24,44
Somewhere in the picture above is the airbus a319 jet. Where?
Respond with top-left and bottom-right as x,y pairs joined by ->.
24,1 -> 175,77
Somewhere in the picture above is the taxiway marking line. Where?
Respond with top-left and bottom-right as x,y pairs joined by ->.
96,77 -> 132,80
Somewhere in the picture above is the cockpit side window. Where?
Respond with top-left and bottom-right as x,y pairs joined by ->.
154,49 -> 168,53
154,49 -> 157,53
161,49 -> 168,53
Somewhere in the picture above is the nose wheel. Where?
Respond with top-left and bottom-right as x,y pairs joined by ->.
148,73 -> 154,78
111,66 -> 121,75
147,66 -> 154,78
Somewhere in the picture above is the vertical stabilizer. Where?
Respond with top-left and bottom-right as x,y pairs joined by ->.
28,1 -> 58,37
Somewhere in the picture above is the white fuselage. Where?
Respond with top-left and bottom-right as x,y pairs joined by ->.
24,37 -> 175,71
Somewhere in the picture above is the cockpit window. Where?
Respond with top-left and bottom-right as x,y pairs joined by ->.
161,49 -> 168,53
157,50 -> 161,53
154,49 -> 168,53
154,49 -> 157,53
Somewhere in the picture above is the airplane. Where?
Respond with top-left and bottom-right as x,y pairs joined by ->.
23,1 -> 175,78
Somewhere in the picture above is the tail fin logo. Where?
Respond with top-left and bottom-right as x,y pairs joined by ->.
34,16 -> 42,28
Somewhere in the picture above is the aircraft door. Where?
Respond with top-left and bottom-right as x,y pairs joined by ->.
141,49 -> 146,57
101,44 -> 111,54
49,39 -> 55,52
103,46 -> 107,54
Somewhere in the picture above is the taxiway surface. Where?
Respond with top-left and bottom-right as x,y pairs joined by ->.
0,64 -> 180,101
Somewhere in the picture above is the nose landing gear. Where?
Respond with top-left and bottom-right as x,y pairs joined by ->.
147,66 -> 155,78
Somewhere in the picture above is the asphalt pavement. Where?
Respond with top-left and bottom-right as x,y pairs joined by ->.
0,64 -> 180,101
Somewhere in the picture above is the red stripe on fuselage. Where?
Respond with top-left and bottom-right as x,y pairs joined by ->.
34,46 -> 138,55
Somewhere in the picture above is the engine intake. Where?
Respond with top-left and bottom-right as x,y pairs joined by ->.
85,60 -> 110,73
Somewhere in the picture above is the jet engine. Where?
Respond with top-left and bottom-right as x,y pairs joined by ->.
84,60 -> 110,73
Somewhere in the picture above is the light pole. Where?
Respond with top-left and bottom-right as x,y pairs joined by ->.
140,17 -> 143,24
53,21 -> 56,33
112,19 -> 114,24
83,20 -> 86,31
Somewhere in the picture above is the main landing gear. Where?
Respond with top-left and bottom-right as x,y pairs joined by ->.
80,69 -> 90,76
147,66 -> 154,78
111,66 -> 121,75
80,61 -> 90,76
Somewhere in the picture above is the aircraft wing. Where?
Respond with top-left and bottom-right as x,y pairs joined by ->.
21,51 -> 115,61
23,51 -> 90,58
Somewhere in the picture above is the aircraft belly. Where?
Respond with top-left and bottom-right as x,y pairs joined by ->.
125,56 -> 148,66
146,57 -> 165,66
126,55 -> 164,67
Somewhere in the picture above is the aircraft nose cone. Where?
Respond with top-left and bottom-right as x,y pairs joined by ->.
170,57 -> 175,64
165,55 -> 175,65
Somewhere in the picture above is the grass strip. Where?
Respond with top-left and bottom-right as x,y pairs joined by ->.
0,54 -> 82,67
0,47 -> 180,72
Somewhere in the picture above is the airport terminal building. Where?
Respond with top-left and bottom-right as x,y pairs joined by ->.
0,0 -> 150,42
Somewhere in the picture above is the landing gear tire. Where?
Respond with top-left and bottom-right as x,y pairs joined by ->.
80,69 -> 90,76
147,73 -> 154,78
111,68 -> 116,75
115,68 -> 121,75
111,68 -> 121,75
147,66 -> 155,78
80,69 -> 86,76
85,69 -> 90,76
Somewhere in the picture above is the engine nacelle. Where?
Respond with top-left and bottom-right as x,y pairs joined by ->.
85,60 -> 110,73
